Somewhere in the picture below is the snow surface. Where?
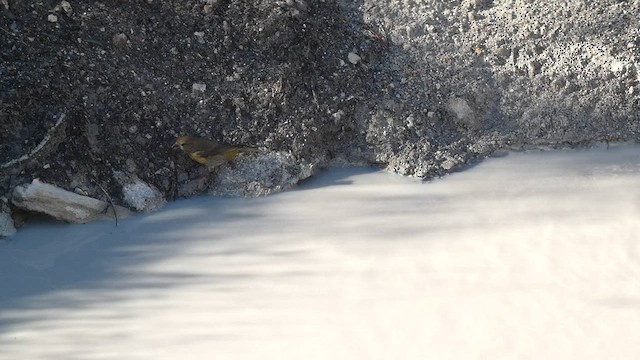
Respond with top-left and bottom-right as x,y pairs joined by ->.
2,145 -> 640,360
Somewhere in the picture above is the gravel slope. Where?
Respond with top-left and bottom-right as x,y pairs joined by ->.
1,0 -> 638,233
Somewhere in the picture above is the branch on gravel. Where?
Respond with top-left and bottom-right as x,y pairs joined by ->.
1,113 -> 67,169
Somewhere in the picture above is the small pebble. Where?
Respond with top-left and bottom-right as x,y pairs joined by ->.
60,1 -> 72,14
527,60 -> 540,78
47,14 -> 58,23
192,82 -> 207,94
112,33 -> 128,48
347,52 -> 361,65
611,61 -> 625,73
332,110 -> 345,121
194,31 -> 205,44
441,159 -> 457,170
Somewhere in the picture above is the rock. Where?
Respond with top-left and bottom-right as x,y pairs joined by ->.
209,151 -> 315,197
203,0 -> 219,13
348,52 -> 362,65
177,177 -> 210,198
11,179 -> 129,223
60,1 -> 72,14
113,171 -> 166,212
448,97 -> 473,120
47,14 -> 58,23
0,200 -> 16,237
191,82 -> 207,95
193,31 -> 205,44
112,33 -> 128,49
447,97 -> 483,132
55,1 -> 73,15
441,158 -> 457,170
610,61 -> 626,74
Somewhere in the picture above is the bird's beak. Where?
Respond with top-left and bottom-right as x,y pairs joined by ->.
172,141 -> 179,149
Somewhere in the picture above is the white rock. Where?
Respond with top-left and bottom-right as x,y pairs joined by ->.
114,171 -> 166,212
611,61 -> 626,73
12,179 -> 127,223
59,1 -> 72,14
347,52 -> 362,65
441,159 -> 457,170
194,31 -> 205,44
192,82 -> 207,94
448,97 -> 473,120
209,151 -> 314,197
447,97 -> 483,131
47,14 -> 58,23
122,182 -> 165,212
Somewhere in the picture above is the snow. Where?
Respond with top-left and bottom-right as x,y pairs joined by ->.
2,145 -> 640,359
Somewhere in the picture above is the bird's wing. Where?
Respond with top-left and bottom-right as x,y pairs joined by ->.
222,148 -> 241,160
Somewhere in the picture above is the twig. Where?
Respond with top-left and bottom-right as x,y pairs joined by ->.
311,88 -> 320,110
364,23 -> 389,48
1,113 -> 67,169
0,26 -> 29,47
92,177 -> 119,226
172,153 -> 179,200
367,28 -> 386,44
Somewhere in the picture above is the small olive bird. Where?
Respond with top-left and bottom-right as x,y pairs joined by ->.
174,135 -> 254,169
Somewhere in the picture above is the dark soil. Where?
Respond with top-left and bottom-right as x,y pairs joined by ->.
1,0 -> 391,203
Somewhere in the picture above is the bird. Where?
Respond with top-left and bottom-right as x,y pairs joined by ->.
174,135 -> 255,169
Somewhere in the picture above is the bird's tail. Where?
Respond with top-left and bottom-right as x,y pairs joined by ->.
223,146 -> 258,161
